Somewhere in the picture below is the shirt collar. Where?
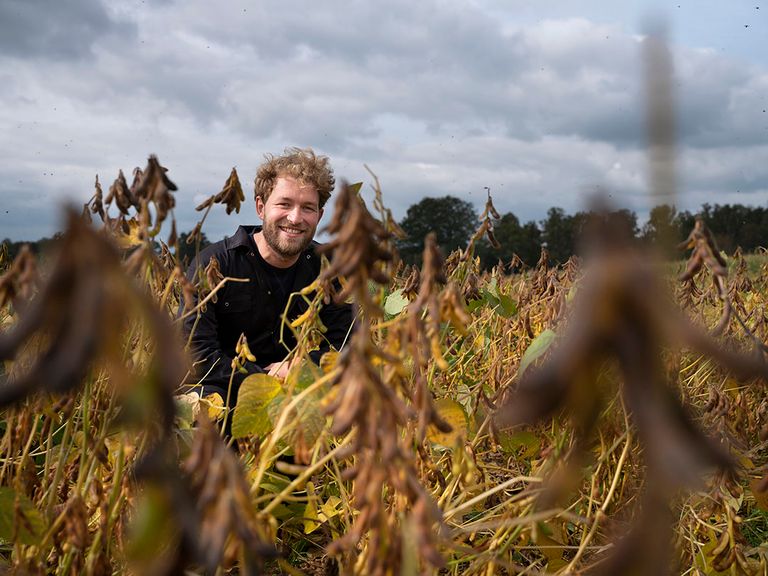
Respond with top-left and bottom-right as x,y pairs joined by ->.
228,225 -> 261,251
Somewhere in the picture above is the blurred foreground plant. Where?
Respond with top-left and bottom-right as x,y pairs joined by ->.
495,207 -> 768,575
319,181 -> 453,574
0,157 -> 277,575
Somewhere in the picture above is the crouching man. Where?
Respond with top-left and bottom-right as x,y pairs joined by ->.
182,148 -> 352,405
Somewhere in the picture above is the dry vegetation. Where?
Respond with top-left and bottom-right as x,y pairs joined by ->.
1,158 -> 767,576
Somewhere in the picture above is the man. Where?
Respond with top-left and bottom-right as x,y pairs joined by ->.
183,148 -> 353,404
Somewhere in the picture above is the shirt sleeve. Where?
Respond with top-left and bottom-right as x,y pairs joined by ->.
180,249 -> 265,402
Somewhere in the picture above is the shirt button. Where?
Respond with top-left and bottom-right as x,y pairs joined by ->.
224,302 -> 229,307
248,252 -> 254,257
267,290 -> 272,295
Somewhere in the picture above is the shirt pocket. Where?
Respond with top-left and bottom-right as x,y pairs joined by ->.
218,292 -> 252,315
216,293 -> 253,343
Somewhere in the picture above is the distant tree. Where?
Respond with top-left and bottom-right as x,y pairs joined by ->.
704,203 -> 739,253
177,231 -> 211,267
476,212 -> 542,270
611,208 -> 639,239
397,196 -> 477,265
674,209 -> 696,240
540,208 -> 585,264
701,203 -> 768,254
541,207 -> 638,263
737,209 -> 768,251
0,236 -> 60,261
643,205 -> 677,243
642,204 -> 681,258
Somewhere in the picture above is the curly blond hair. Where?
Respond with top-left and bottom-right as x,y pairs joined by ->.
254,147 -> 335,208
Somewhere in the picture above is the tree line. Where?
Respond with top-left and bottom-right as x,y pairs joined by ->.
3,198 -> 767,270
396,196 -> 768,268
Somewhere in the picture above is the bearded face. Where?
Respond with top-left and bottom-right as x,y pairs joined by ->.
256,175 -> 323,264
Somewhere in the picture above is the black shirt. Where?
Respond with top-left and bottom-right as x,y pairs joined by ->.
181,225 -> 353,402
257,251 -> 299,305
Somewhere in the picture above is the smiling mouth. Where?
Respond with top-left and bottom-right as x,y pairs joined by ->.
279,226 -> 305,236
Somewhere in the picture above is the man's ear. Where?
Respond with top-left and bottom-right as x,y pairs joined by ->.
255,196 -> 265,219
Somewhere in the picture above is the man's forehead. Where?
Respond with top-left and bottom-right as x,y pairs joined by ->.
275,174 -> 315,190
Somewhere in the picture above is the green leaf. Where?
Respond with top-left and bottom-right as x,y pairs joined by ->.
466,296 -> 486,314
384,289 -> 409,316
271,503 -> 301,521
485,277 -> 499,298
497,430 -> 541,457
286,360 -> 322,391
566,285 -> 578,304
518,329 -> 556,378
484,292 -> 500,308
232,408 -> 273,439
0,487 -> 46,545
266,392 -> 287,425
126,486 -> 176,561
258,473 -> 292,494
401,513 -> 420,576
173,392 -> 199,428
296,390 -> 327,449
493,293 -> 517,318
231,374 -> 283,438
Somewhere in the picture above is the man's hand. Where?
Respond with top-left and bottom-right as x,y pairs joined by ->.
265,357 -> 301,379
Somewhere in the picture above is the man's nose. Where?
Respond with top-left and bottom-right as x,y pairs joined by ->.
286,206 -> 302,223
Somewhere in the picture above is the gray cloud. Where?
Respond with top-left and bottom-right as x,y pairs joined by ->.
0,1 -> 766,241
0,0 -> 136,60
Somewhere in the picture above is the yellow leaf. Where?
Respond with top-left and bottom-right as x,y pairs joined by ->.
115,219 -> 144,248
320,496 -> 342,521
473,333 -> 485,352
427,398 -> 468,448
738,454 -> 755,470
231,374 -> 283,438
693,529 -> 732,576
401,513 -> 420,576
430,338 -> 449,370
750,477 -> 768,512
320,385 -> 339,411
202,392 -> 225,421
533,522 -> 568,571
303,496 -> 321,534
319,350 -> 339,374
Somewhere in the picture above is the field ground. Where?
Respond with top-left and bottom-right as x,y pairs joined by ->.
1,196 -> 767,575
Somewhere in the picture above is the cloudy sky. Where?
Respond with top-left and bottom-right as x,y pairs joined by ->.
1,0 -> 766,242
